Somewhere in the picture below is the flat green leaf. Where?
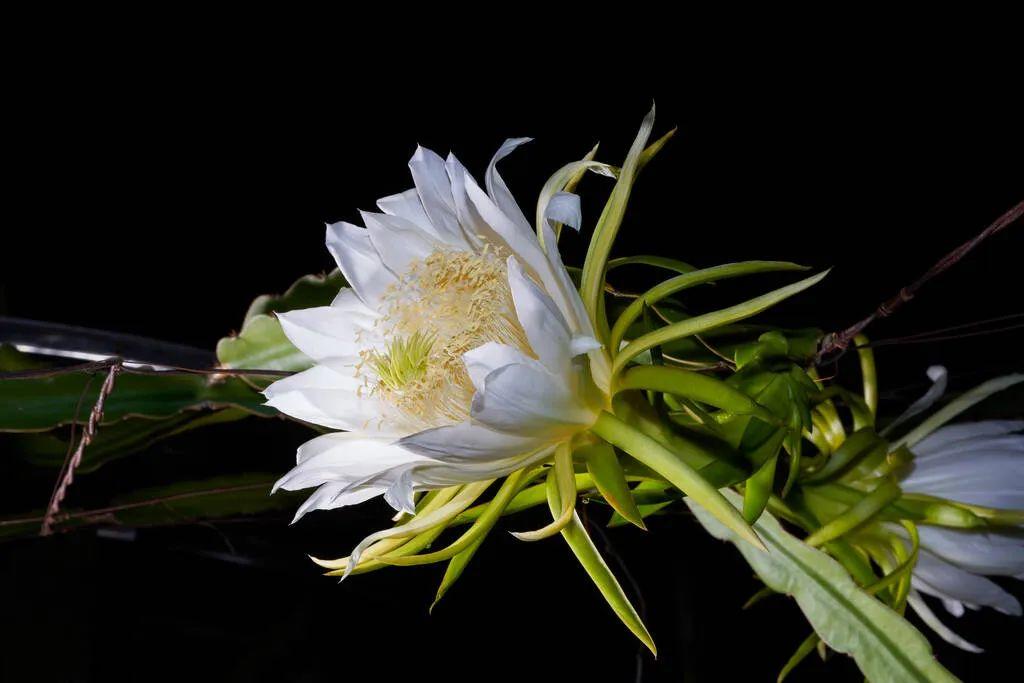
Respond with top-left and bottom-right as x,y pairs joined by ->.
6,408 -> 250,472
0,473 -> 300,540
0,353 -> 274,432
689,489 -> 959,683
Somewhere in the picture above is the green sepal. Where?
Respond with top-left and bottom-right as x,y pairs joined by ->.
777,633 -> 820,682
548,470 -> 657,655
579,441 -> 646,530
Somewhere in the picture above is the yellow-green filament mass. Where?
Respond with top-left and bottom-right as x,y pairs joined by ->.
369,332 -> 435,393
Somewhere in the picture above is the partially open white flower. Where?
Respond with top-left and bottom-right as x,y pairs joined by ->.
265,140 -> 609,522
900,419 -> 1024,652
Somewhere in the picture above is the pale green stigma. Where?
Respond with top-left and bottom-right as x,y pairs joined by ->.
369,331 -> 435,394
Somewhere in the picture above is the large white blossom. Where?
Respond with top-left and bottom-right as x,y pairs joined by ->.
265,140 -> 610,522
900,419 -> 1024,652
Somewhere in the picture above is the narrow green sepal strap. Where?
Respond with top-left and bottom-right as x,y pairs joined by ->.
591,410 -> 766,551
579,441 -> 646,529
804,480 -> 902,547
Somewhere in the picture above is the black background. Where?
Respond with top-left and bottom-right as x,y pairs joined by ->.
2,52 -> 1022,682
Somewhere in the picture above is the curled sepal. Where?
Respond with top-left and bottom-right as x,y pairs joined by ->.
803,428 -> 886,484
322,481 -> 492,579
379,469 -> 528,566
616,365 -> 781,427
804,480 -> 902,547
613,270 -> 830,376
743,452 -> 780,524
777,633 -> 820,682
548,470 -> 657,655
309,486 -> 459,571
591,411 -> 766,552
608,261 -> 808,353
578,441 -> 646,530
512,442 -> 577,541
430,536 -> 486,612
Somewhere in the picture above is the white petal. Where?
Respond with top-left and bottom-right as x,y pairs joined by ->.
464,177 -> 557,292
325,221 -> 396,305
901,451 -> 1024,508
408,145 -> 468,248
914,420 -> 1024,458
444,152 -> 488,249
383,468 -> 417,514
463,342 -> 532,393
486,137 -> 534,234
274,432 -> 427,493
276,303 -> 377,365
570,334 -> 603,357
544,191 -> 583,232
536,219 -> 611,394
290,482 -> 384,524
942,598 -> 966,618
398,420 -> 545,464
361,210 -> 437,275
470,361 -> 594,436
263,364 -> 400,435
918,526 -> 1024,577
376,187 -> 431,230
913,549 -> 1022,616
506,256 -> 571,372
907,590 -> 984,653
883,365 -> 948,437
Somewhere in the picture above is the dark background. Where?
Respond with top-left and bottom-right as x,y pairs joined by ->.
1,58 -> 1022,682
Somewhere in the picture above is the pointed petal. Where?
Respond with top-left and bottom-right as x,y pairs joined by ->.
325,221 -> 396,305
918,526 -> 1024,577
470,361 -> 594,436
913,549 -> 1022,616
914,420 -> 1024,458
263,364 -> 401,434
398,420 -> 545,463
506,256 -> 571,372
907,590 -> 984,653
883,366 -> 948,437
361,210 -> 437,275
486,137 -> 533,234
276,302 -> 378,364
376,187 -> 431,230
408,145 -> 468,248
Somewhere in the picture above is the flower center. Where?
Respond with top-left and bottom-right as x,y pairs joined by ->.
361,246 -> 531,427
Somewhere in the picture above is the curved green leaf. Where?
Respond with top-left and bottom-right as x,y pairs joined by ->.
688,489 -> 958,683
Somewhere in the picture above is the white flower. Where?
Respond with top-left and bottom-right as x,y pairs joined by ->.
265,140 -> 610,523
900,419 -> 1024,652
